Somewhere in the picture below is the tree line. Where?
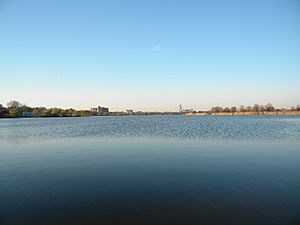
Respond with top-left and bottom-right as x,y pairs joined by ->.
1,100 -> 300,118
209,103 -> 300,113
0,100 -> 97,118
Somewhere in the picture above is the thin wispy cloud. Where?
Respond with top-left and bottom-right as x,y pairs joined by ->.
150,45 -> 164,52
133,44 -> 165,52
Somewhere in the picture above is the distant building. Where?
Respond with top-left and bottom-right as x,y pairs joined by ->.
91,108 -> 98,112
22,112 -> 33,117
126,109 -> 133,115
135,111 -> 143,115
180,105 -> 194,114
182,109 -> 194,113
98,106 -> 109,113
91,106 -> 109,113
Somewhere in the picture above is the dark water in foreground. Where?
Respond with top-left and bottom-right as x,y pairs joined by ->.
0,115 -> 300,225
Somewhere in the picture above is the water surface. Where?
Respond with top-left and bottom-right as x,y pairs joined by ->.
1,116 -> 300,225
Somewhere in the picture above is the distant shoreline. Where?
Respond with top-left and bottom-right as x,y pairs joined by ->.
1,112 -> 300,119
186,111 -> 300,116
1,100 -> 300,118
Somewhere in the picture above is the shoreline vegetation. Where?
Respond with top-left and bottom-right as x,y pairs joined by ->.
0,100 -> 300,118
186,111 -> 300,116
186,104 -> 300,116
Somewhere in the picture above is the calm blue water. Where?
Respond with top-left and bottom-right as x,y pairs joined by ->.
0,115 -> 300,225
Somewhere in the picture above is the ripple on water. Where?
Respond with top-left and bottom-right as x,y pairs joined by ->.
0,115 -> 300,144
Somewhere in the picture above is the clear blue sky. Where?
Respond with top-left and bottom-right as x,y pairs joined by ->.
1,0 -> 299,111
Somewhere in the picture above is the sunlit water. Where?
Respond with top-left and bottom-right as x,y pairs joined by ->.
1,115 -> 300,225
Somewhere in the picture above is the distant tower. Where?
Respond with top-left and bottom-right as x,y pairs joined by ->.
179,104 -> 183,113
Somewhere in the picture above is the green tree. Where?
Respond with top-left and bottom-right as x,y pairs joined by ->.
9,108 -> 22,117
6,100 -> 25,117
51,108 -> 62,117
22,105 -> 33,112
41,108 -> 53,117
0,104 -> 9,117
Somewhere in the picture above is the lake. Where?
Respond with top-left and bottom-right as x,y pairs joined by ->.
0,115 -> 300,225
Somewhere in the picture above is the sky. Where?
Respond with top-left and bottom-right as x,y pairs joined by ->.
0,0 -> 300,111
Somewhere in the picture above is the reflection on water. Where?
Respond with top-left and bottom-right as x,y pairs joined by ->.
0,116 -> 300,225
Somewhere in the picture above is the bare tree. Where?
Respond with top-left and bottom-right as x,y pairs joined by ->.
231,106 -> 237,113
211,106 -> 222,113
239,105 -> 245,112
265,103 -> 275,112
246,106 -> 252,112
7,100 -> 22,108
252,104 -> 260,112
223,107 -> 230,113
